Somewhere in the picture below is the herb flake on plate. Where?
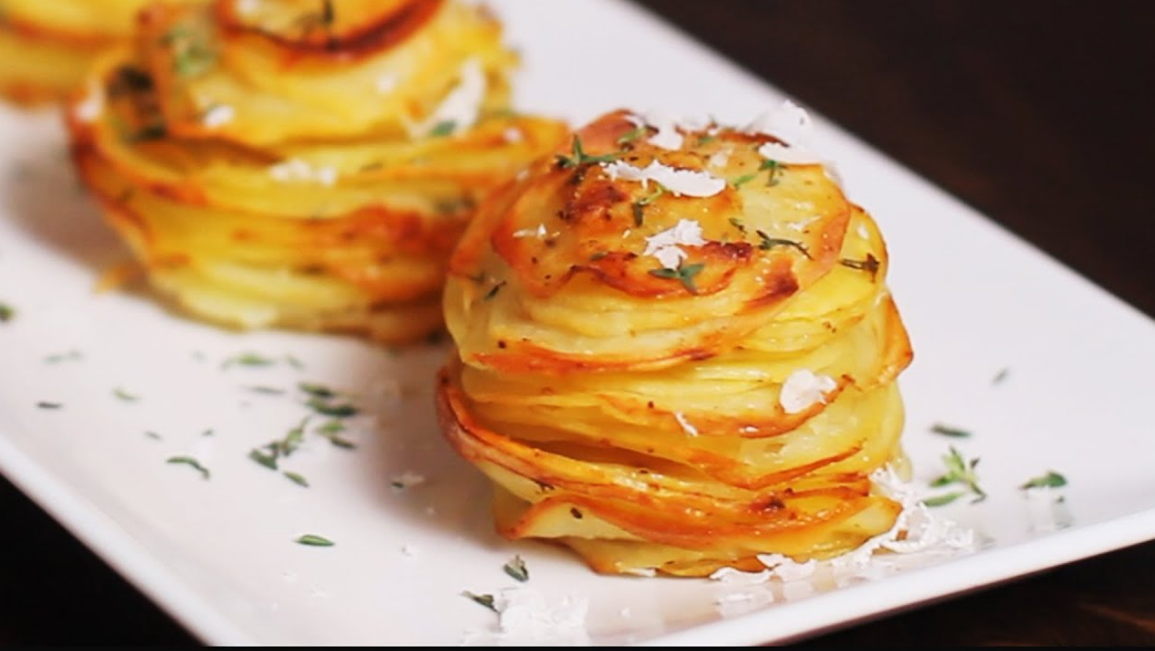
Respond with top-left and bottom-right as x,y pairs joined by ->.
295,534 -> 334,547
1021,470 -> 1067,490
503,555 -> 529,582
930,423 -> 972,438
166,456 -> 210,480
461,591 -> 498,612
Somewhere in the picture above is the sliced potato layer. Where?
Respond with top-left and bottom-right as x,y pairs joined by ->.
439,110 -> 913,575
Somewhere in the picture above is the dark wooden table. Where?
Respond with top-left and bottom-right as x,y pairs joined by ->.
3,0 -> 1155,645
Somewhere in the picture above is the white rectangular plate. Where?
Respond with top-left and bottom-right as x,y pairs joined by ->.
2,0 -> 1155,645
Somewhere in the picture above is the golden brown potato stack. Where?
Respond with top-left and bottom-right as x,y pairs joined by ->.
438,107 -> 914,576
66,0 -> 568,342
0,0 -> 206,105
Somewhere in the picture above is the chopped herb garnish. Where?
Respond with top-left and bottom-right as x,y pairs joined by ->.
162,25 -> 217,78
36,401 -> 61,410
167,456 -> 210,480
731,173 -> 757,188
44,350 -> 83,364
589,251 -> 609,261
728,217 -> 747,234
316,422 -> 356,449
757,231 -> 811,258
429,120 -> 457,137
249,448 -> 278,470
113,387 -> 139,402
929,446 -> 986,503
483,281 -> 507,301
144,430 -> 162,440
306,398 -> 357,418
648,262 -> 705,294
922,491 -> 966,508
503,555 -> 529,582
616,125 -> 648,146
697,134 -> 717,146
285,355 -> 305,370
0,302 -> 14,322
930,423 -> 972,438
555,136 -> 618,169
992,368 -> 1010,385
839,254 -> 881,280
462,591 -> 498,612
249,417 -> 310,470
298,382 -> 337,399
284,471 -> 310,488
1021,470 -> 1067,490
245,385 -> 285,395
759,158 -> 783,186
295,534 -> 334,547
221,352 -> 276,369
631,186 -> 665,226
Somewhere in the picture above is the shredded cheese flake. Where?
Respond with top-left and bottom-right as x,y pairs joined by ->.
410,58 -> 486,138
603,160 -> 726,197
674,412 -> 699,436
643,219 -> 707,270
778,369 -> 837,414
202,104 -> 235,129
268,159 -> 339,187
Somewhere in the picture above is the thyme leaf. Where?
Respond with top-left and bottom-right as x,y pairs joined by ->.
757,231 -> 811,258
631,186 -> 665,226
295,534 -> 334,547
462,591 -> 498,612
429,120 -> 457,138
930,423 -> 972,438
113,387 -> 139,402
503,555 -> 529,582
1021,470 -> 1067,490
556,136 -> 618,169
839,254 -> 880,280
648,262 -> 705,294
167,456 -> 210,480
928,446 -> 986,503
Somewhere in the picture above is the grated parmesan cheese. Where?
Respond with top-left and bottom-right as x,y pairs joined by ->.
375,74 -> 399,94
201,104 -> 235,129
390,471 -> 426,490
410,58 -> 486,138
74,85 -> 103,123
602,160 -> 726,197
643,219 -> 707,270
778,369 -> 837,414
269,158 -> 339,187
747,100 -> 825,165
674,412 -> 699,437
463,587 -> 590,645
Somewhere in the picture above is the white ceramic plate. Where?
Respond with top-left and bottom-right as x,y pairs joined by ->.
3,0 -> 1155,645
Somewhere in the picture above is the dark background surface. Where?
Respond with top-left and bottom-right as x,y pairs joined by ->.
3,0 -> 1155,645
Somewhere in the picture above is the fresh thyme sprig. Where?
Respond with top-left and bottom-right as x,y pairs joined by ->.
1021,470 -> 1067,490
648,262 -> 705,294
757,231 -> 811,258
925,446 -> 986,506
556,136 -> 618,169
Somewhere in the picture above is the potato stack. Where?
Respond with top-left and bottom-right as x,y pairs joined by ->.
0,0 -> 206,105
438,107 -> 915,576
66,0 -> 568,342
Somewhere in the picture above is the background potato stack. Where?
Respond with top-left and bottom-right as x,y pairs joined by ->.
0,0 -> 207,105
438,108 -> 914,576
65,0 -> 567,342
